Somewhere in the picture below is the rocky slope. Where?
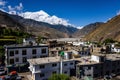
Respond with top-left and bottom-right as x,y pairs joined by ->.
0,11 -> 24,30
73,22 -> 104,37
85,15 -> 120,42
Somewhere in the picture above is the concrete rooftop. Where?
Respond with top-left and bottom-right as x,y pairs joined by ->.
27,56 -> 76,65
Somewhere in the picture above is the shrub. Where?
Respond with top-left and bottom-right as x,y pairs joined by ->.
49,74 -> 70,80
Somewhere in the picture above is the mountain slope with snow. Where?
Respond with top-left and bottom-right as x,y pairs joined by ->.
0,10 -> 69,38
19,10 -> 72,26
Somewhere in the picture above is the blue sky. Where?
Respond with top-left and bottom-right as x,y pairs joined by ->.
1,0 -> 120,27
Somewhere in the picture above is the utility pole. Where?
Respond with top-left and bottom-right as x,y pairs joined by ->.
60,56 -> 62,74
59,51 -> 64,74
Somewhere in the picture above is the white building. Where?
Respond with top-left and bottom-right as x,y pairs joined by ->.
91,55 -> 105,63
4,44 -> 49,65
110,44 -> 120,53
23,38 -> 36,46
72,42 -> 85,46
28,57 -> 76,80
76,54 -> 120,79
111,47 -> 120,53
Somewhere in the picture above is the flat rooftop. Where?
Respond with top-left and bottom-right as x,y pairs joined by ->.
27,57 -> 76,65
4,44 -> 48,49
106,54 -> 120,61
92,53 -> 106,56
27,55 -> 100,66
92,53 -> 120,60
76,56 -> 100,66
49,38 -> 81,42
76,54 -> 120,65
28,54 -> 120,66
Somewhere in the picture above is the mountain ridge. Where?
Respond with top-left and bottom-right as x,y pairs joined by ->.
0,10 -> 24,30
9,12 -> 78,35
0,10 -> 69,38
85,14 -> 120,42
19,10 -> 72,26
73,22 -> 104,38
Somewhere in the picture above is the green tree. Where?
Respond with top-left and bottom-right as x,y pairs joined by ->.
103,38 -> 115,44
0,46 -> 4,57
37,36 -> 42,43
49,74 -> 70,80
16,38 -> 23,44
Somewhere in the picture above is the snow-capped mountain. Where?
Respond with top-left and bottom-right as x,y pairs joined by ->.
76,26 -> 83,29
19,10 -> 72,26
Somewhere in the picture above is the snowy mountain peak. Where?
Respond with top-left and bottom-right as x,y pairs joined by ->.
19,10 -> 72,26
33,10 -> 49,17
76,26 -> 84,29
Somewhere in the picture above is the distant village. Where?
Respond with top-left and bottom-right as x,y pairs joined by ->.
0,37 -> 120,80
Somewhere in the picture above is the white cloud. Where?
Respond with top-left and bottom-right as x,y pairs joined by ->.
0,0 -> 6,6
8,5 -> 16,14
15,3 -> 23,11
0,0 -> 7,11
7,3 -> 23,15
0,0 -> 23,14
8,5 -> 14,11
117,10 -> 120,15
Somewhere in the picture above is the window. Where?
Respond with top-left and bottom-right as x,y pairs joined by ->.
42,48 -> 46,54
118,61 -> 120,65
101,72 -> 103,75
52,71 -> 57,74
88,66 -> 91,69
80,67 -> 82,70
10,51 -> 14,56
22,50 -> 27,55
32,56 -> 36,58
32,49 -> 36,54
94,66 -> 98,69
106,71 -> 110,75
112,70 -> 115,73
22,57 -> 27,63
94,74 -> 98,77
118,69 -> 120,72
52,63 -> 57,67
40,55 -> 47,58
64,71 -> 67,74
64,63 -> 67,66
15,58 -> 19,62
15,50 -> 18,54
43,79 -> 48,80
70,62 -> 73,65
101,66 -> 103,70
10,59 -> 14,64
40,73 -> 45,77
87,74 -> 91,76
39,65 -> 45,69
